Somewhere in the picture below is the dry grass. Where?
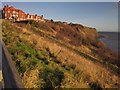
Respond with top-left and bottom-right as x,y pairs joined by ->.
0,71 -> 2,81
16,22 -> 119,88
2,20 -> 120,88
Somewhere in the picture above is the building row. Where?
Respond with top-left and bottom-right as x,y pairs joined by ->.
1,5 -> 45,22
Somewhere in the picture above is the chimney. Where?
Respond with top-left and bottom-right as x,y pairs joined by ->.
4,5 -> 6,8
6,5 -> 9,8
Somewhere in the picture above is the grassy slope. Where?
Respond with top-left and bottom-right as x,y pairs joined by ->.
2,20 -> 119,88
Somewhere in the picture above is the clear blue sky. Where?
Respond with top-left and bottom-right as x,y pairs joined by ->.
1,0 -> 119,2
2,2 -> 118,32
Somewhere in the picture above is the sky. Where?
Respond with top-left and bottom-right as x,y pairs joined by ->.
1,0 -> 119,2
2,2 -> 118,32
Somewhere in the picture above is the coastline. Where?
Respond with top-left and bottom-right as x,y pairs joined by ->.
98,32 -> 119,55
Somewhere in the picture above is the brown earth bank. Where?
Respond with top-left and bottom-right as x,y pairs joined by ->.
2,19 -> 120,88
15,20 -> 119,67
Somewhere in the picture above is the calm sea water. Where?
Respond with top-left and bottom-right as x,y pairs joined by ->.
99,32 -> 119,54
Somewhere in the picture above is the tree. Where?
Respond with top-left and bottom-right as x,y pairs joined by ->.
51,19 -> 53,22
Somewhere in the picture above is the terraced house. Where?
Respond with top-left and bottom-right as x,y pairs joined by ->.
2,5 -> 45,22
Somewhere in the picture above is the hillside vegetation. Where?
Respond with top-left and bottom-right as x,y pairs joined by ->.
2,19 -> 120,88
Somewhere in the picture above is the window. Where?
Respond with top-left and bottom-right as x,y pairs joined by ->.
8,10 -> 10,13
16,12 -> 18,14
13,11 -> 15,13
5,13 -> 7,16
27,15 -> 29,18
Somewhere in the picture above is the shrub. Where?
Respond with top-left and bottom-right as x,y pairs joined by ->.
51,19 -> 53,22
61,63 -> 66,68
89,82 -> 102,90
40,67 -> 64,88
65,66 -> 71,71
52,58 -> 61,64
69,64 -> 76,70
73,69 -> 80,75
91,41 -> 106,48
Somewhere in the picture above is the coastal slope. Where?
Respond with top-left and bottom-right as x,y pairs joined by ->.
2,19 -> 119,88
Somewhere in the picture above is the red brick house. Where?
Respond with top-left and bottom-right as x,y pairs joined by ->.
2,5 -> 45,22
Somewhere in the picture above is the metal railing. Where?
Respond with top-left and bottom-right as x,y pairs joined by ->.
2,41 -> 24,88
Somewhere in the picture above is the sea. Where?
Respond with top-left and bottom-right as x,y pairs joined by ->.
99,32 -> 119,55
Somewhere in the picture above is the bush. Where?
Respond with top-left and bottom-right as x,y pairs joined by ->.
69,64 -> 76,70
89,82 -> 102,90
28,20 -> 40,28
40,67 -> 64,88
91,41 -> 106,48
65,66 -> 71,71
51,19 -> 53,22
52,58 -> 61,64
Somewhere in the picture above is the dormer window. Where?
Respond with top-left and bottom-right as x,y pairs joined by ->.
27,15 -> 29,18
31,16 -> 33,18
